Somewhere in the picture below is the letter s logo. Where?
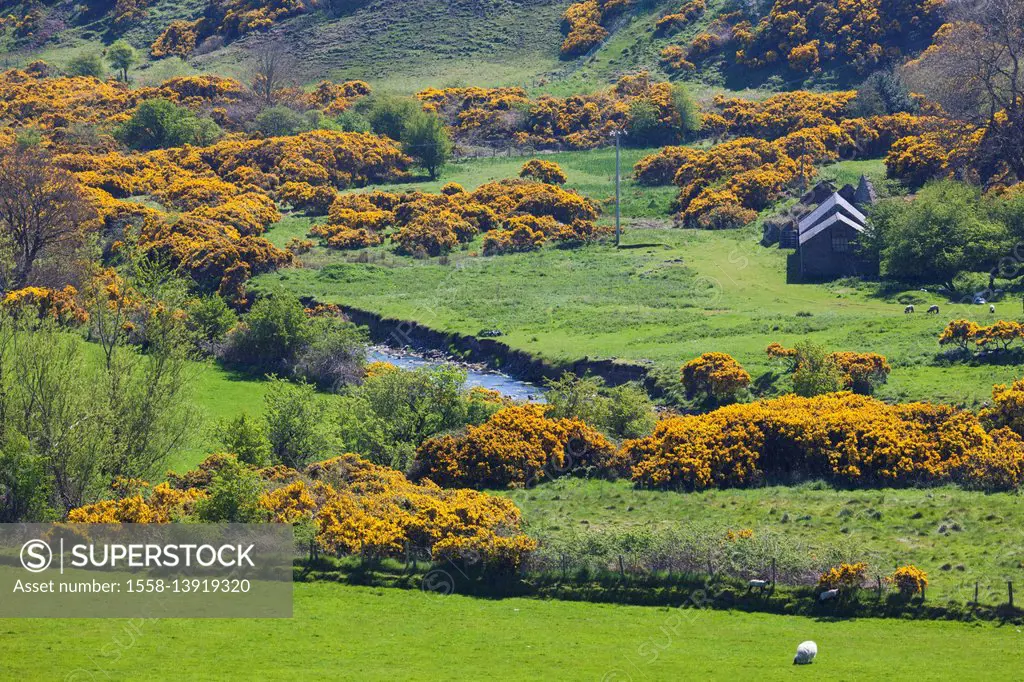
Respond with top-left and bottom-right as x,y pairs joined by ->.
20,539 -> 52,573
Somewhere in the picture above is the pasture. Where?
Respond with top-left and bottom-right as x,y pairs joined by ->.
256,188 -> 1020,406
1,583 -> 1020,680
502,479 -> 1024,604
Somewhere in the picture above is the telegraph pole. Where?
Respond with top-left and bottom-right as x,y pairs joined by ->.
610,129 -> 625,247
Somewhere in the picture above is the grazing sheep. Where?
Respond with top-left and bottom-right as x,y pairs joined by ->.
990,304 -> 996,314
927,305 -> 939,314
819,588 -> 840,601
748,579 -> 771,594
794,641 -> 818,665
904,305 -> 915,314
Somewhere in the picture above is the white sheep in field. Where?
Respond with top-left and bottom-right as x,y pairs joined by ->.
748,579 -> 771,594
819,588 -> 840,601
794,641 -> 818,665
990,304 -> 996,314
904,304 -> 915,314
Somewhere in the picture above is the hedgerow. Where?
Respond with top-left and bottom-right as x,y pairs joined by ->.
623,393 -> 1024,491
69,452 -> 537,571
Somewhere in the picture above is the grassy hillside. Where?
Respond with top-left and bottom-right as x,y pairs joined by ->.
3,0 -> 578,92
1,0 -> 208,84
545,0 -> 709,96
2,583 -> 1021,679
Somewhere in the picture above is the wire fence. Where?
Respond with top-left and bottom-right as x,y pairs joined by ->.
522,524 -> 1021,608
450,145 -> 561,162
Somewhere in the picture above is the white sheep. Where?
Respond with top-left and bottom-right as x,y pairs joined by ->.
904,304 -> 915,314
819,588 -> 840,601
990,304 -> 996,314
793,641 -> 818,665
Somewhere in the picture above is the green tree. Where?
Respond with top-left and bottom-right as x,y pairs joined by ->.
625,99 -> 662,146
0,300 -> 196,518
254,105 -> 309,137
605,383 -> 657,439
223,295 -> 310,373
194,457 -> 267,522
671,84 -> 702,141
0,433 -> 53,522
545,373 -> 611,428
107,40 -> 138,82
67,53 -> 105,78
850,70 -> 918,118
365,95 -> 422,140
546,374 -> 656,439
293,317 -> 367,391
185,295 -> 237,350
116,98 -> 222,151
402,111 -> 452,180
874,180 -> 1009,290
333,108 -> 372,133
264,378 -> 332,468
212,414 -> 272,466
336,365 -> 490,469
791,342 -> 844,397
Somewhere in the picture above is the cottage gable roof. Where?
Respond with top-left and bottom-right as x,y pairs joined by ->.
798,210 -> 866,245
797,193 -> 866,233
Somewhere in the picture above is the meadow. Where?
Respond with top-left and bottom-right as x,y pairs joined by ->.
501,479 -> 1024,604
167,359 -> 273,473
253,151 -> 1018,406
1,583 -> 1021,680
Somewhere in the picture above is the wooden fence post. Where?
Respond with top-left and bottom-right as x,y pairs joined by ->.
618,555 -> 626,578
771,558 -> 777,588
1009,581 -> 1014,608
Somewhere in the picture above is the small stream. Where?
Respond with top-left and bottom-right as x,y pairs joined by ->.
369,347 -> 545,402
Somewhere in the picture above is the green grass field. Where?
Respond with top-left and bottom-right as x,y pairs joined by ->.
1,582 -> 1020,680
167,359 -> 274,473
501,479 -> 1024,604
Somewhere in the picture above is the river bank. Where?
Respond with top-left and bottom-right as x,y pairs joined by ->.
341,304 -> 663,396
